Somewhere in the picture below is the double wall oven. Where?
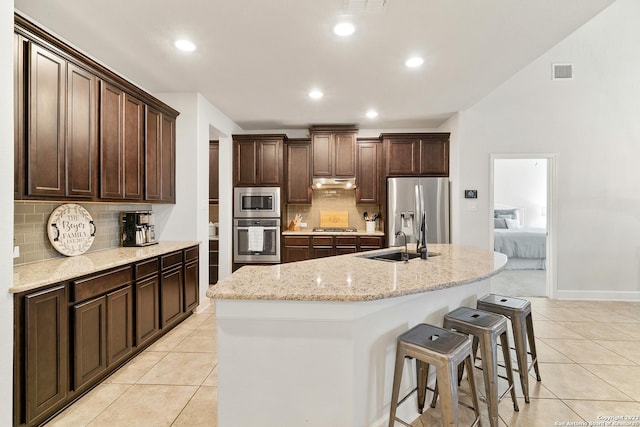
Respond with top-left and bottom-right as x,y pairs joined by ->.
233,187 -> 281,263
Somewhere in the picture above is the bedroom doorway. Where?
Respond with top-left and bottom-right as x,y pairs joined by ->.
490,155 -> 555,298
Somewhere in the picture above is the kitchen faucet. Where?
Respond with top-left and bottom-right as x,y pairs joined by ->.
416,212 -> 429,259
394,231 -> 409,262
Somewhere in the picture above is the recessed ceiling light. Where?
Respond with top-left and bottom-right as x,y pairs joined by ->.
309,89 -> 324,100
405,56 -> 424,68
366,110 -> 378,119
174,39 -> 196,52
333,22 -> 355,37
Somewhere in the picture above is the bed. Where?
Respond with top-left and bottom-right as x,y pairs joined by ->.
493,206 -> 546,270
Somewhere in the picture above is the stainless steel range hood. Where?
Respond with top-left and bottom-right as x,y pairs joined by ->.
312,177 -> 357,190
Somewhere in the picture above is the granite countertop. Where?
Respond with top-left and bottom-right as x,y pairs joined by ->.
11,241 -> 200,294
208,244 -> 507,302
282,229 -> 384,236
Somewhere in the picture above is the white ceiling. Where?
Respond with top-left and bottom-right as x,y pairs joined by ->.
15,0 -> 615,130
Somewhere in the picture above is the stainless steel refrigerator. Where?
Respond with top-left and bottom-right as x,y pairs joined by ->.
387,177 -> 450,247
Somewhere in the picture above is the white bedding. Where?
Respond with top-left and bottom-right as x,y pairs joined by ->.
494,227 -> 546,270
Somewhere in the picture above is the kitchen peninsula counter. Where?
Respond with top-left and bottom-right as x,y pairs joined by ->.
208,244 -> 505,302
209,245 -> 507,427
11,241 -> 199,293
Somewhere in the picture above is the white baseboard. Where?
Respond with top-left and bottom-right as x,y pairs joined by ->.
555,289 -> 640,301
194,298 -> 212,313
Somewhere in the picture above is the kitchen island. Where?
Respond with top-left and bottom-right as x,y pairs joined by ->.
207,244 -> 507,427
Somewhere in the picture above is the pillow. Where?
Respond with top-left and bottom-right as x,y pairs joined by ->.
494,218 -> 507,229
494,208 -> 519,220
505,218 -> 521,229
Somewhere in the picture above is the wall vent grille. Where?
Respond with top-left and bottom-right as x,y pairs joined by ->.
552,63 -> 573,80
343,0 -> 387,14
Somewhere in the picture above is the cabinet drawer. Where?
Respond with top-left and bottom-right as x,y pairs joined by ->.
209,250 -> 219,265
284,236 -> 310,246
359,236 -> 383,247
209,240 -> 219,251
312,236 -> 333,246
335,236 -> 356,246
73,266 -> 132,303
184,246 -> 199,262
161,251 -> 183,271
135,258 -> 158,280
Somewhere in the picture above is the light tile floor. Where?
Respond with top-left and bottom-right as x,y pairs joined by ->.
410,297 -> 640,427
45,298 -> 640,427
45,303 -> 217,427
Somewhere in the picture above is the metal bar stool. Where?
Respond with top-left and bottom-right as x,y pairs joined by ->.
434,307 -> 519,427
388,323 -> 481,427
476,294 -> 541,403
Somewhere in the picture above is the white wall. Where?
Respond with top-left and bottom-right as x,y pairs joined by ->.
154,92 -> 241,304
453,0 -> 640,300
494,159 -> 547,228
1,1 -> 14,424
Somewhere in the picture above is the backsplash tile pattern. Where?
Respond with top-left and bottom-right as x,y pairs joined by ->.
14,201 -> 152,266
286,190 -> 381,231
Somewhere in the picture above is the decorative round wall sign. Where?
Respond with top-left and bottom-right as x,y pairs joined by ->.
47,204 -> 97,256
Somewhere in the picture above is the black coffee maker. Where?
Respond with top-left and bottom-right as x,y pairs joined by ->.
122,211 -> 157,247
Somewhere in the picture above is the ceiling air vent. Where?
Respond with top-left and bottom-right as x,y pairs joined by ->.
343,0 -> 387,14
552,63 -> 573,80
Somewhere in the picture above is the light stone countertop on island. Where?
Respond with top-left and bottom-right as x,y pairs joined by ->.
208,244 -> 507,302
11,241 -> 200,294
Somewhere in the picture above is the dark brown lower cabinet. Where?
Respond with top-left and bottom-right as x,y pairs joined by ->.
73,296 -> 107,389
358,236 -> 384,252
135,275 -> 160,346
22,286 -> 68,425
282,235 -> 384,263
184,259 -> 199,312
134,257 -> 160,347
106,286 -> 133,366
73,285 -> 132,390
209,240 -> 219,285
282,236 -> 312,263
160,265 -> 184,328
14,245 -> 200,427
335,236 -> 357,255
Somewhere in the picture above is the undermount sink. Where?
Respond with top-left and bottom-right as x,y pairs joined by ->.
360,250 -> 440,262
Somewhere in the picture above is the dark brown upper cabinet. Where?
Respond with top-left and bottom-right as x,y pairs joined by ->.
285,139 -> 312,204
145,107 -> 176,203
209,141 -> 219,204
310,126 -> 357,178
233,134 -> 285,186
382,133 -> 450,177
160,115 -> 176,203
123,94 -> 145,199
26,43 -> 98,198
100,82 -> 144,200
14,34 -> 24,199
356,139 -> 382,204
15,14 -> 179,204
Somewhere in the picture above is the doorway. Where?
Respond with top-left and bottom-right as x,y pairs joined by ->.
490,155 -> 556,298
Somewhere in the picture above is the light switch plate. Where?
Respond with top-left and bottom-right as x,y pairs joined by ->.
13,246 -> 19,258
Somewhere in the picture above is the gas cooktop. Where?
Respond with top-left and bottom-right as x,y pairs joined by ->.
312,227 -> 358,232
